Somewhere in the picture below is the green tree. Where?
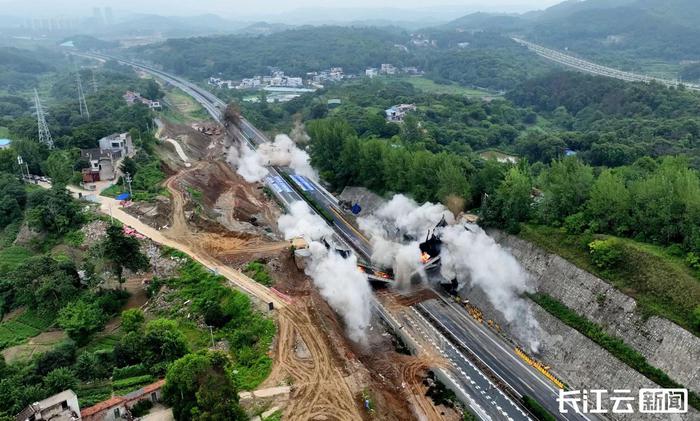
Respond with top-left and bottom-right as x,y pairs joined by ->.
143,319 -> 189,370
12,256 -> 80,313
25,186 -> 83,234
34,342 -> 77,376
57,300 -> 106,345
480,167 -> 533,232
120,156 -> 138,179
43,367 -> 78,395
0,149 -> 18,175
43,150 -> 73,185
74,352 -> 105,381
114,331 -> 144,367
400,114 -> 423,144
435,155 -> 471,206
103,225 -> 149,283
163,351 -> 246,421
586,170 -> 631,235
121,308 -> 145,333
307,118 -> 354,187
515,131 -> 566,164
0,196 -> 21,228
536,157 -> 594,225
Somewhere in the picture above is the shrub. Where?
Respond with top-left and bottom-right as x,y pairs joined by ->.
112,364 -> 148,380
564,212 -> 587,234
44,367 -> 78,395
130,399 -> 153,417
34,342 -> 77,376
121,309 -> 145,333
686,252 -> 700,271
112,374 -> 154,389
588,239 -> 624,269
243,261 -> 273,286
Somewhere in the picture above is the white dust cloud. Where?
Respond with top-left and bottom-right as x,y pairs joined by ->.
278,201 -> 372,343
359,194 -> 542,351
227,134 -> 317,183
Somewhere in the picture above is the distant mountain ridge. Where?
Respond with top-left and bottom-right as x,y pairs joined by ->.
439,0 -> 700,63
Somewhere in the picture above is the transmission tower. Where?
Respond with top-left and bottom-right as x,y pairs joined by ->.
91,69 -> 98,94
32,89 -> 54,149
76,71 -> 90,120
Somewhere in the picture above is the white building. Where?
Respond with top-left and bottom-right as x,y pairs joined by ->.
365,68 -> 378,78
286,77 -> 303,87
98,132 -> 133,157
16,390 -> 81,421
385,103 -> 417,122
381,64 -> 397,75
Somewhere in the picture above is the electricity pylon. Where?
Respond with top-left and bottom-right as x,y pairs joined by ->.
33,88 -> 54,149
76,71 -> 90,120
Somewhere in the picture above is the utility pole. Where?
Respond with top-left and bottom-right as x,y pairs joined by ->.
76,71 -> 90,120
124,172 -> 133,198
17,155 -> 27,180
33,88 -> 54,149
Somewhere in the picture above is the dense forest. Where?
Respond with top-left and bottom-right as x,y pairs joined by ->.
0,47 -> 58,92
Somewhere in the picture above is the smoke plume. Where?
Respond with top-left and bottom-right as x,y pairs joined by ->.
278,201 -> 372,343
359,194 -> 542,351
439,224 -> 541,351
227,134 -> 318,183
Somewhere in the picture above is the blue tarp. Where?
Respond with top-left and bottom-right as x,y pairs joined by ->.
116,193 -> 130,200
351,203 -> 362,215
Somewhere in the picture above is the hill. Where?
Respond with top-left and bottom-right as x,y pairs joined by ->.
440,0 -> 700,66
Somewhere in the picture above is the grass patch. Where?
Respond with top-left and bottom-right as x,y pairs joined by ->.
262,410 -> 283,421
530,292 -> 700,411
0,220 -> 22,247
519,224 -> 700,335
0,310 -> 54,350
390,76 -> 497,97
82,333 -> 120,353
160,88 -> 209,124
0,245 -> 32,273
0,126 -> 9,138
244,260 -> 274,287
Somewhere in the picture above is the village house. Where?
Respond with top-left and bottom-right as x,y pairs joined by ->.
16,390 -> 81,421
385,103 -> 417,122
380,63 -> 397,75
80,133 -> 134,183
123,90 -> 161,109
81,380 -> 165,421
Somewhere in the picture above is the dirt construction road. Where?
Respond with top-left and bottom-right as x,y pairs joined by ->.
270,300 -> 363,421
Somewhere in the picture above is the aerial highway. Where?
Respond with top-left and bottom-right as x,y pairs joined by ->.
74,50 -> 598,421
513,37 -> 700,92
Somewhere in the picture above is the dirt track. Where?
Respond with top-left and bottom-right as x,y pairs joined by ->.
162,159 -> 365,419
270,301 -> 363,421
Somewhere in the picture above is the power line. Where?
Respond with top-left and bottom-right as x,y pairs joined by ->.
76,71 -> 90,120
32,88 -> 54,149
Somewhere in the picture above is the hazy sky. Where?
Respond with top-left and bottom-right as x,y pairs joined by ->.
0,0 -> 564,19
